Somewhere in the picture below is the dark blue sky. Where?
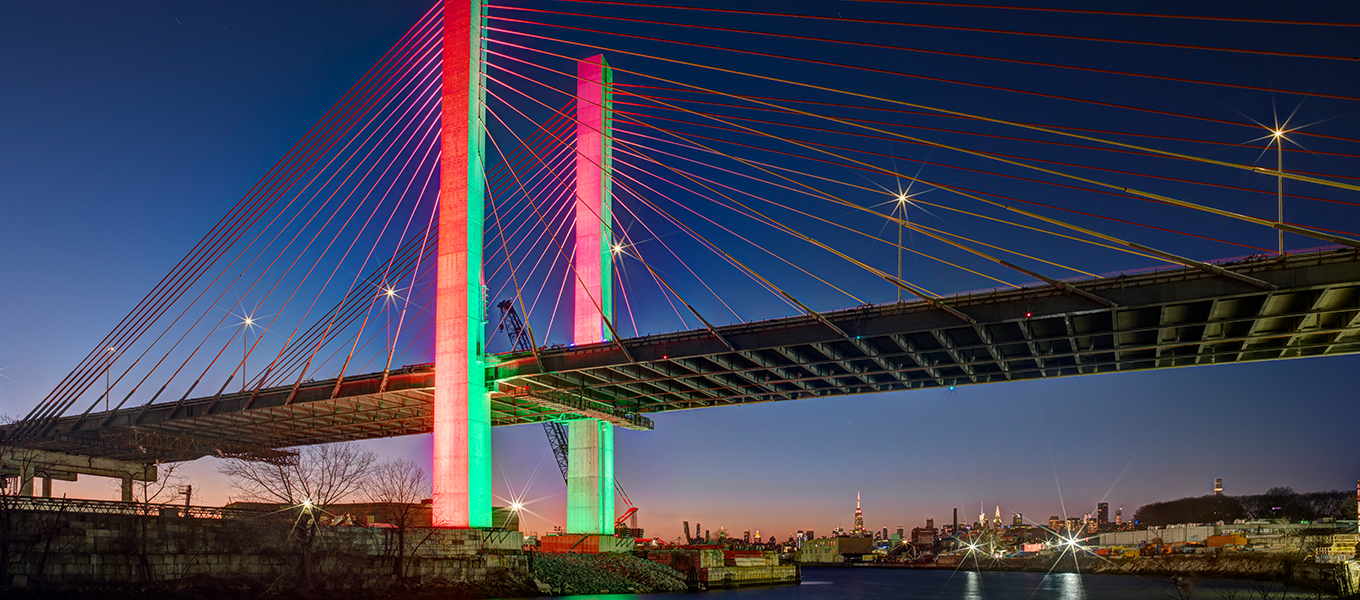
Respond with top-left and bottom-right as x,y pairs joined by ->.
1,1 -> 1358,541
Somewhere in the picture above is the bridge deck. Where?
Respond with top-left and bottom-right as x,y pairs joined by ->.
11,248 -> 1360,464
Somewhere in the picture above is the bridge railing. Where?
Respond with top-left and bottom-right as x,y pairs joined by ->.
0,495 -> 271,520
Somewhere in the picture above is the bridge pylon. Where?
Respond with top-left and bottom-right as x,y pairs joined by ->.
433,0 -> 491,528
567,54 -> 618,535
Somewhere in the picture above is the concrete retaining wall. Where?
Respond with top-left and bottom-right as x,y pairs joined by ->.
1,508 -> 524,588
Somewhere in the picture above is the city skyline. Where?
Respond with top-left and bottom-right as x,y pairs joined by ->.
2,0 -> 1359,543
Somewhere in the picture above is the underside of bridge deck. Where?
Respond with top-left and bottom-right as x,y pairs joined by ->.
6,248 -> 1358,464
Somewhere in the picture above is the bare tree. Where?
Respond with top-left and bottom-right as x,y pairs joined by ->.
110,461 -> 188,507
363,458 -> 428,508
362,458 -> 430,578
0,415 -> 75,586
220,441 -> 377,508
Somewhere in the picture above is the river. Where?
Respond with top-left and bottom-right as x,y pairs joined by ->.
545,567 -> 1321,599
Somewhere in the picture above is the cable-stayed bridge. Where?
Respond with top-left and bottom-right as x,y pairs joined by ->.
25,247 -> 1360,460
5,1 -> 1360,532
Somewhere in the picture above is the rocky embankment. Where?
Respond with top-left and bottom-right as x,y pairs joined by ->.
3,553 -> 692,599
531,551 -> 688,595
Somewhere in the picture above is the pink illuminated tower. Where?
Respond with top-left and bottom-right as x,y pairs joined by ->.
433,0 -> 490,528
567,55 -> 617,535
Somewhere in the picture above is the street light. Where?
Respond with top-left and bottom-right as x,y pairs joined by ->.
384,287 -> 397,365
105,346 -> 116,411
896,193 -> 908,303
1272,128 -> 1286,255
240,315 -> 254,392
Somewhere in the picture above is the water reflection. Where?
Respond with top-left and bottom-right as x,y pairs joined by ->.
545,568 -> 1314,599
1053,572 -> 1086,600
963,570 -> 984,599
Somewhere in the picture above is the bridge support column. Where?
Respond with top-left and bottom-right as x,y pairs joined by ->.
567,419 -> 614,534
41,476 -> 51,498
567,55 -> 617,535
120,477 -> 133,502
19,467 -> 34,497
433,0 -> 491,528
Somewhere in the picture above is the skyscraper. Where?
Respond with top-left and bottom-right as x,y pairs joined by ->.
1049,516 -> 1061,531
1097,502 -> 1109,527
1116,504 -> 1123,525
1215,478 -> 1224,496
1012,513 -> 1024,527
854,491 -> 865,534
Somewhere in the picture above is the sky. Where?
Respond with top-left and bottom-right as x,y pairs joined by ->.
2,0 -> 1359,542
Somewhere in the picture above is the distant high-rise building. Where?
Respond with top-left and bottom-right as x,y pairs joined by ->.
1215,478 -> 1224,496
854,492 -> 865,534
696,523 -> 702,542
755,530 -> 761,543
1013,513 -> 1024,527
953,508 -> 958,535
806,530 -> 815,540
704,529 -> 710,541
1066,517 -> 1080,533
881,527 -> 889,540
1115,504 -> 1123,525
1097,503 -> 1109,526
897,526 -> 906,539
979,504 -> 986,531
993,505 -> 1002,529
744,531 -> 751,544
1049,516 -> 1061,531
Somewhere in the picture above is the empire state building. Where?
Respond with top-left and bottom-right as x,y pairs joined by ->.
853,492 -> 865,534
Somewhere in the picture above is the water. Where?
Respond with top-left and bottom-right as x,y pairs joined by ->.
541,567 -> 1322,599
